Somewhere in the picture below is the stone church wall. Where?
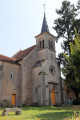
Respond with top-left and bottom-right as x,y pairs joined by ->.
32,48 -> 61,106
20,47 -> 38,106
0,61 -> 3,105
1,62 -> 20,106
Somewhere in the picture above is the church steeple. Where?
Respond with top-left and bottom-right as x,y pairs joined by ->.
41,11 -> 49,33
35,5 -> 55,52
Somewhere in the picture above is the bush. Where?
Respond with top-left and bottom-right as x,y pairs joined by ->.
30,102 -> 39,107
1,100 -> 10,107
73,99 -> 80,105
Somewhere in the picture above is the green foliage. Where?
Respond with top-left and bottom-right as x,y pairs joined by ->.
64,111 -> 80,120
53,0 -> 80,69
63,32 -> 80,99
54,0 -> 80,100
67,31 -> 80,79
53,0 -> 78,53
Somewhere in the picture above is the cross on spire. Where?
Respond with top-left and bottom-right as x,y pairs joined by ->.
43,4 -> 45,12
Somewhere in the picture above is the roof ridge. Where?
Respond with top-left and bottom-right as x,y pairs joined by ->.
12,45 -> 36,60
12,50 -> 22,58
22,45 -> 36,52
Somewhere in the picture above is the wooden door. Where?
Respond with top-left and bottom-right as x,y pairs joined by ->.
51,89 -> 55,105
12,94 -> 16,105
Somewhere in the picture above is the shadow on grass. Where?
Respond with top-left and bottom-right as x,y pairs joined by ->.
22,105 -> 80,112
22,107 -> 74,120
23,111 -> 73,120
22,106 -> 72,111
37,111 -> 73,120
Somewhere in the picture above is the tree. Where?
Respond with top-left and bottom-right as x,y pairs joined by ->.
77,0 -> 80,10
69,31 -> 80,79
53,0 -> 80,70
63,31 -> 80,99
53,0 -> 80,101
53,0 -> 77,54
73,19 -> 80,35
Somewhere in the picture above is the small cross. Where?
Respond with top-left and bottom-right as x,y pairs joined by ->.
43,4 -> 45,11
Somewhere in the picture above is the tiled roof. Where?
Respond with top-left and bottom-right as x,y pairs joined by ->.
0,45 -> 36,64
0,54 -> 17,64
12,45 -> 36,60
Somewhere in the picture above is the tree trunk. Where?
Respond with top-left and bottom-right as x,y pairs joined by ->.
67,30 -> 71,53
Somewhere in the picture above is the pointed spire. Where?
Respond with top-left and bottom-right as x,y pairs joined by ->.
41,5 -> 49,33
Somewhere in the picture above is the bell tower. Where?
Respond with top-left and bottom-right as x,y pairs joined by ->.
35,10 -> 56,52
33,7 -> 62,106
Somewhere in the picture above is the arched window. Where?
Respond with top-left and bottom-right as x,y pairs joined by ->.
11,74 -> 13,79
42,40 -> 44,48
50,40 -> 52,49
36,87 -> 37,93
39,40 -> 44,49
40,41 -> 42,49
49,39 -> 53,50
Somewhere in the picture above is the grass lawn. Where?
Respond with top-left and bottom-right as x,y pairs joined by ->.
0,105 -> 80,120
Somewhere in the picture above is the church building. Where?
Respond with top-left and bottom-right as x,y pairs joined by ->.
0,12 -> 64,106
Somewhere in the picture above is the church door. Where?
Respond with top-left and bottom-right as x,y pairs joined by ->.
12,94 -> 16,105
51,89 -> 55,105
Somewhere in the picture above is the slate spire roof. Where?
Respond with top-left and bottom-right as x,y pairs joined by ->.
41,12 -> 49,33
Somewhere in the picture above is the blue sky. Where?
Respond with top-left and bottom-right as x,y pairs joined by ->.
0,0 -> 77,57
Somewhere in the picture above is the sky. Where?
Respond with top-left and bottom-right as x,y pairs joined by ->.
0,0 -> 78,57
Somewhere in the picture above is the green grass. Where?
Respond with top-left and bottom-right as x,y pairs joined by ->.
0,105 -> 80,120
